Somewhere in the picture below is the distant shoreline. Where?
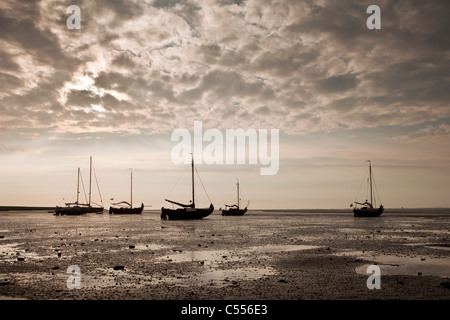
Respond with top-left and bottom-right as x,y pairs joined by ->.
258,208 -> 450,213
0,206 -> 57,211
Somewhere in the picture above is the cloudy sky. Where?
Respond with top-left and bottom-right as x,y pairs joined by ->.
0,0 -> 449,209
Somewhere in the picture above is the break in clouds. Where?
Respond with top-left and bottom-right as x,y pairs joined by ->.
1,0 -> 449,140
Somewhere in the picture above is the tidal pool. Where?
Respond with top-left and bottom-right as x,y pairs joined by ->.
338,250 -> 450,278
157,244 -> 319,265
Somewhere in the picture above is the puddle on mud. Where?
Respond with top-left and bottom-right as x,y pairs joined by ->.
289,235 -> 320,242
0,296 -> 28,300
74,245 -> 314,289
337,250 -> 450,278
126,244 -> 167,251
0,243 -> 54,262
424,244 -> 450,252
103,243 -> 168,255
157,244 -> 319,265
338,228 -> 366,234
404,243 -> 450,253
0,242 -> 21,254
393,229 -> 449,235
158,249 -> 238,264
68,266 -> 277,289
252,244 -> 319,253
150,267 -> 277,287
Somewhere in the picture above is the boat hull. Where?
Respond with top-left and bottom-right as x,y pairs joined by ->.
353,206 -> 384,217
222,207 -> 247,216
54,206 -> 104,215
109,204 -> 144,214
161,204 -> 214,220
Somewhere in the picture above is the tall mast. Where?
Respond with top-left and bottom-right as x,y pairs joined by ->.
368,160 -> 373,206
76,167 -> 80,204
89,156 -> 92,206
191,153 -> 195,207
130,168 -> 133,208
237,179 -> 240,209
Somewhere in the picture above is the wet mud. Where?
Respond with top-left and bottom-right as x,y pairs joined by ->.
1,210 -> 449,300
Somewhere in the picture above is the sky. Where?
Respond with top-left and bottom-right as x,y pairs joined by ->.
0,0 -> 449,209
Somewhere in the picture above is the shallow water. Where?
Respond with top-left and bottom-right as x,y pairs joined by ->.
351,251 -> 450,277
157,244 -> 319,264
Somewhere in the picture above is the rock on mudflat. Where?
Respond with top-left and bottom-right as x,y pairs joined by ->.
0,279 -> 11,285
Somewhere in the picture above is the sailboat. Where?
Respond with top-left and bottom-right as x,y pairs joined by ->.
55,156 -> 104,215
161,154 -> 214,220
351,160 -> 384,217
109,169 -> 144,214
222,179 -> 249,216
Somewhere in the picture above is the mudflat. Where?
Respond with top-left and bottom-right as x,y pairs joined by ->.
1,210 -> 449,300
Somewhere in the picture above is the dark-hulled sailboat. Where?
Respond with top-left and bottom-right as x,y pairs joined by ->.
109,168 -> 144,214
222,179 -> 249,216
351,160 -> 384,217
161,154 -> 214,220
55,157 -> 104,215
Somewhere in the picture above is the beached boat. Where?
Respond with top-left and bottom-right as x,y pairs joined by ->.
222,179 -> 249,216
109,169 -> 144,214
55,157 -> 104,215
161,154 -> 214,220
109,202 -> 144,214
351,160 -> 384,217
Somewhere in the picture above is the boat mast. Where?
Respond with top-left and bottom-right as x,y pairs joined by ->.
76,167 -> 80,204
130,168 -> 133,208
191,153 -> 195,208
237,179 -> 240,209
89,156 -> 92,207
368,160 -> 373,207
